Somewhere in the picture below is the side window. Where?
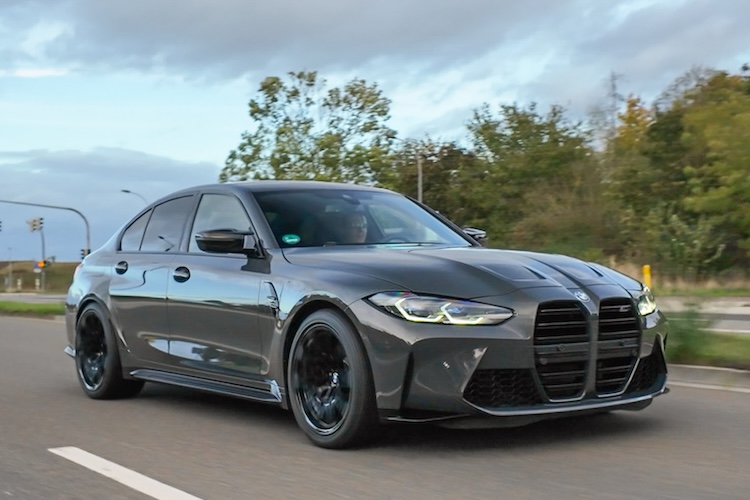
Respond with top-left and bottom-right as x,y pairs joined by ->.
140,196 -> 194,252
188,194 -> 253,253
370,204 -> 441,242
119,210 -> 151,252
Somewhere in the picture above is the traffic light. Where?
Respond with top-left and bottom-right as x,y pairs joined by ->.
37,260 -> 45,269
80,248 -> 90,259
27,217 -> 42,231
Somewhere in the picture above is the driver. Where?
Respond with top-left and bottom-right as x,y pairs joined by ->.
343,212 -> 368,244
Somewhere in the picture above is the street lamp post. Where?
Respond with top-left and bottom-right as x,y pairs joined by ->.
120,189 -> 148,204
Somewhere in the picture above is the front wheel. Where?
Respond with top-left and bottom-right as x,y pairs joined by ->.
288,309 -> 378,449
75,303 -> 144,399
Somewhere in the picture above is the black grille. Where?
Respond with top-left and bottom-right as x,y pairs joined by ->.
596,298 -> 641,394
534,301 -> 588,400
463,369 -> 541,407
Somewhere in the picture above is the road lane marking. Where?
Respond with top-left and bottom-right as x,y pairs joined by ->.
48,447 -> 203,500
669,382 -> 750,394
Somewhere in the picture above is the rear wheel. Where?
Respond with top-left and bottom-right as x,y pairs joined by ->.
75,303 -> 144,399
288,309 -> 378,449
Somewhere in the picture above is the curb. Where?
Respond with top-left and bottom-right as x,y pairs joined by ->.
668,364 -> 750,390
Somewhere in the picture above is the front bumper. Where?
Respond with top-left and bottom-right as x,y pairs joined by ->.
348,292 -> 668,426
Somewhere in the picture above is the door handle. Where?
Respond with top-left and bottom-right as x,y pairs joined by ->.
114,261 -> 128,275
173,266 -> 191,283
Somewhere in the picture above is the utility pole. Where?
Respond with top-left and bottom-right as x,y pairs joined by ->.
7,247 -> 12,292
417,152 -> 423,203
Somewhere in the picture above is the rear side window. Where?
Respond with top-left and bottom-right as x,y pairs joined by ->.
140,196 -> 194,252
119,210 -> 151,252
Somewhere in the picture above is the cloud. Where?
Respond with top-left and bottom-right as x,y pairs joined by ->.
33,0 -> 576,79
0,68 -> 68,77
0,147 -> 220,260
3,0 -> 748,122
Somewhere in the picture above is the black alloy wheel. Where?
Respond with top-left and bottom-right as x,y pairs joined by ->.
76,309 -> 108,391
74,303 -> 144,399
288,309 -> 377,449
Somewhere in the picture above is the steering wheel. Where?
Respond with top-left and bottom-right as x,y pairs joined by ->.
382,236 -> 409,243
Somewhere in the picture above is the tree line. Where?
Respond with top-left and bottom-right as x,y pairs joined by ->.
220,68 -> 750,282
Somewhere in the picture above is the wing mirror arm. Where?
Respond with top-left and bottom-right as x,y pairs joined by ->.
462,227 -> 488,246
242,233 -> 263,258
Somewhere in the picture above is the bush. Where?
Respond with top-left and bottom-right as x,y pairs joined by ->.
666,305 -> 713,364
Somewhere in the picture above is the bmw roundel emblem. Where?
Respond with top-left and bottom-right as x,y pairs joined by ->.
574,291 -> 591,302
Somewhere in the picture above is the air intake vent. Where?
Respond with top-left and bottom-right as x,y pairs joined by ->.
463,369 -> 541,407
627,351 -> 661,394
534,301 -> 588,400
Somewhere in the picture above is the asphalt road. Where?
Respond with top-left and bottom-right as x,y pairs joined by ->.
1,316 -> 749,499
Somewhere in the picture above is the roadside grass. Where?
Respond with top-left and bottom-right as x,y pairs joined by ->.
656,287 -> 750,298
666,309 -> 750,370
0,301 -> 65,318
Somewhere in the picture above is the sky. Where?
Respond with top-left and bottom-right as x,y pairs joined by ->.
1,0 -> 748,263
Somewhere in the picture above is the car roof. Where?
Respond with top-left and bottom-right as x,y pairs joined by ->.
166,180 -> 392,198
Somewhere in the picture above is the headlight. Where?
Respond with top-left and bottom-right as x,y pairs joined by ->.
368,292 -> 514,325
636,287 -> 657,316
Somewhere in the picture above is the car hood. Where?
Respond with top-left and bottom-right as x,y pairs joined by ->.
282,245 -> 641,299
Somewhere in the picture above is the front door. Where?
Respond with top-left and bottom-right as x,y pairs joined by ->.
166,193 -> 264,380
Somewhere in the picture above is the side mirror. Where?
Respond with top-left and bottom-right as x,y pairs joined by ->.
462,227 -> 487,246
195,229 -> 260,256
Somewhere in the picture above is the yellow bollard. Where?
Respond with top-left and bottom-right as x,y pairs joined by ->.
642,264 -> 652,289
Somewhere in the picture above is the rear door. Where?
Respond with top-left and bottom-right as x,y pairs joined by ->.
109,195 -> 195,369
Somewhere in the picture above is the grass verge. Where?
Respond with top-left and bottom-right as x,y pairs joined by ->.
666,309 -> 750,370
0,301 -> 65,318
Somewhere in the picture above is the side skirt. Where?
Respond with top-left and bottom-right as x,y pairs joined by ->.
129,369 -> 284,405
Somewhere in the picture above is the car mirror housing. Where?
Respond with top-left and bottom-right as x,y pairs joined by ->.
195,229 -> 260,256
462,227 -> 487,246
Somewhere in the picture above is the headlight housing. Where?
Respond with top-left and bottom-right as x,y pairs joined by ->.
635,287 -> 657,316
368,292 -> 514,325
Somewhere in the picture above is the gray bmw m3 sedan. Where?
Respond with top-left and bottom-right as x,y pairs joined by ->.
65,181 -> 668,448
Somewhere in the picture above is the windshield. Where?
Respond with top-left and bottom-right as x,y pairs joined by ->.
253,189 -> 472,248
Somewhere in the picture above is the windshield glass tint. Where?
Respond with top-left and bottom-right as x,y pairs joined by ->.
253,189 -> 471,248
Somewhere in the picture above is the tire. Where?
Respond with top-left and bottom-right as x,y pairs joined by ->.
75,303 -> 145,400
287,309 -> 378,449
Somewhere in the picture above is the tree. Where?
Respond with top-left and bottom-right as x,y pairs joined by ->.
606,69 -> 748,276
221,71 -> 396,184
681,72 -> 750,258
467,102 -> 594,248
